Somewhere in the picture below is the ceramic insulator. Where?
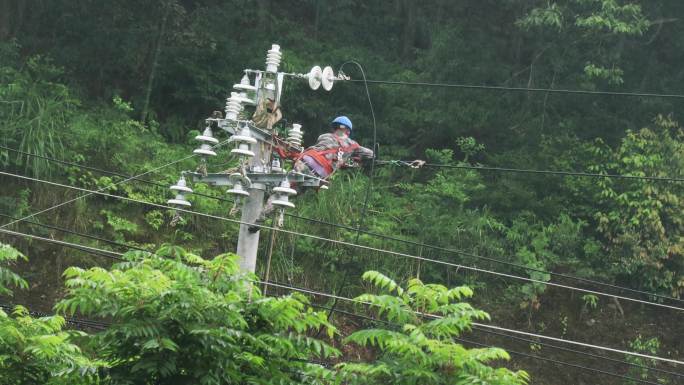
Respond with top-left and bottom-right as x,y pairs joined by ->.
265,44 -> 282,73
287,123 -> 303,147
224,92 -> 243,121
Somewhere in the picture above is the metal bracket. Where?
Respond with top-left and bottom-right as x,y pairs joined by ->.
187,171 -> 324,188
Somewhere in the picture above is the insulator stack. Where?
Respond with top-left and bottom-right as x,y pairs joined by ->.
272,180 -> 296,208
224,92 -> 243,121
271,156 -> 283,173
227,173 -> 251,197
193,126 -> 219,157
265,44 -> 282,73
287,124 -> 304,148
167,175 -> 193,207
230,125 -> 257,158
234,73 -> 257,105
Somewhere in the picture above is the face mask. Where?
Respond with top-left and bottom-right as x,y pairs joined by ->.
335,129 -> 347,137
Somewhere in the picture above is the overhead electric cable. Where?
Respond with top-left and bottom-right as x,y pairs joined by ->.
469,325 -> 684,379
0,137 -> 232,230
5,139 -> 681,303
376,160 -> 684,183
0,213 -> 149,253
345,78 -> 684,99
3,169 -> 683,312
0,303 -> 109,330
2,225 -> 681,369
0,228 -> 124,260
456,336 -> 663,385
305,303 -> 678,384
257,280 -> 684,366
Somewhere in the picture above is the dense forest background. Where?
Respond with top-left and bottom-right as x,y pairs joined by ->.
1,1 -> 683,384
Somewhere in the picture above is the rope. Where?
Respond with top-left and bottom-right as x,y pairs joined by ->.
376,159 -> 684,183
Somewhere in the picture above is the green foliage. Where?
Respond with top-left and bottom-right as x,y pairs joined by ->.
625,336 -> 667,384
56,247 -> 339,384
571,116 -> 684,296
0,306 -> 104,385
0,52 -> 76,178
0,243 -> 28,296
340,271 -> 528,385
0,244 -> 103,384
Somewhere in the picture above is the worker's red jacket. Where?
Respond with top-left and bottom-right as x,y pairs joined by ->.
297,133 -> 374,178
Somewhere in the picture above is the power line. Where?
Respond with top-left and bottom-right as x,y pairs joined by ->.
2,226 -> 680,369
0,144 -> 234,202
283,212 -> 683,304
5,144 -> 680,304
315,298 -> 683,380
345,78 -> 684,100
3,170 -> 683,313
0,228 -> 124,260
0,137 -> 232,230
306,304 -> 677,385
0,213 -> 149,253
468,325 -> 684,380
257,280 -> 684,366
376,160 -> 684,183
0,303 -> 109,330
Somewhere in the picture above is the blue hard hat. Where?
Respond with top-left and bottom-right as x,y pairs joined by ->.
331,116 -> 352,131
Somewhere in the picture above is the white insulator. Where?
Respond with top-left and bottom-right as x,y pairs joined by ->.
195,126 -> 219,144
234,73 -> 257,92
308,66 -> 322,90
287,123 -> 304,147
170,176 -> 193,193
271,157 -> 283,173
273,180 -> 297,196
193,143 -> 216,157
265,44 -> 282,73
233,93 -> 254,105
227,173 -> 251,197
168,194 -> 191,207
168,176 -> 192,207
321,66 -> 335,91
224,94 -> 242,121
227,181 -> 250,197
272,180 -> 296,208
231,125 -> 257,144
231,143 -> 255,158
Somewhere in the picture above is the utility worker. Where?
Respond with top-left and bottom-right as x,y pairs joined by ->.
248,116 -> 373,232
294,116 -> 374,178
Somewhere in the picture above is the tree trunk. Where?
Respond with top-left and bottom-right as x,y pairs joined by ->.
400,0 -> 416,61
140,3 -> 170,123
0,0 -> 13,40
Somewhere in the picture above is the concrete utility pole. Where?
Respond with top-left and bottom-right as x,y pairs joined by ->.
166,44 -> 342,273
236,145 -> 264,273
